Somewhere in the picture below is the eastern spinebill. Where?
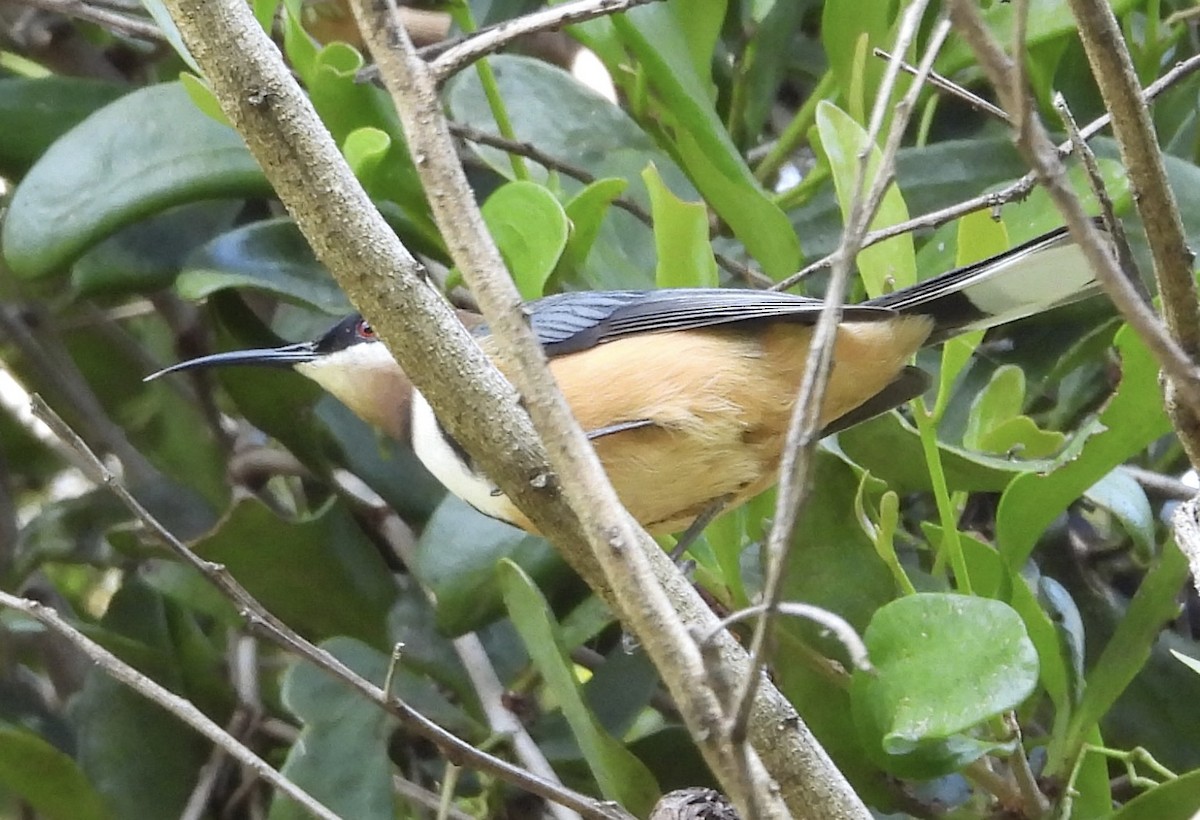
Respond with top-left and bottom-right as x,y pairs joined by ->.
148,226 -> 1103,535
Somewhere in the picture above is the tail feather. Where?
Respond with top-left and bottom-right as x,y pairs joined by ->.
868,225 -> 1106,344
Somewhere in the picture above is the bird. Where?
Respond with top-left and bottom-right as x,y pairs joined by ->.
147,226 -> 1104,536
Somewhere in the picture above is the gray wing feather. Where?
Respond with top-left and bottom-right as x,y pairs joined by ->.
526,288 -> 895,355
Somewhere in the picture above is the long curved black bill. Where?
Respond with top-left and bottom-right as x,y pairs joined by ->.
143,342 -> 318,382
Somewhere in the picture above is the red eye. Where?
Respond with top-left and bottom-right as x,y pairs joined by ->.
356,319 -> 376,340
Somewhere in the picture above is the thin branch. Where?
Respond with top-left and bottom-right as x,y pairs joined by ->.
1123,464 -> 1196,501
729,7 -> 947,748
10,0 -> 163,40
0,590 -> 341,820
873,46 -> 1010,123
704,603 -> 871,673
449,122 -> 773,287
392,775 -> 474,820
179,708 -> 255,820
28,395 -> 629,820
945,0 -> 1200,420
1004,714 -> 1049,817
771,52 -> 1200,294
427,0 -> 663,85
354,2 -> 791,817
1052,92 -> 1144,301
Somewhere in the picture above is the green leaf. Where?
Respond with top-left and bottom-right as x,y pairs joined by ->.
281,3 -> 319,84
1085,468 -> 1156,560
0,725 -> 114,820
1173,649 -> 1200,677
821,0 -> 894,124
415,496 -> 573,635
177,72 -> 229,126
960,365 -> 1067,458
342,126 -> 392,187
304,42 -> 439,247
558,177 -> 628,279
139,0 -> 202,74
997,325 -> 1171,568
1107,762 -> 1200,820
835,410 -> 1068,494
71,201 -> 242,297
2,82 -> 268,278
814,101 -> 916,297
445,55 -> 675,289
977,416 -> 1067,460
642,164 -> 718,288
72,673 -> 210,820
613,6 -> 801,276
851,594 -> 1038,775
270,639 -> 398,820
963,365 -> 1027,451
771,454 -> 896,797
481,180 -> 569,299
498,560 -> 660,815
1059,542 -> 1192,772
0,77 -> 124,177
193,498 -> 397,647
70,582 -> 214,820
177,218 -> 353,315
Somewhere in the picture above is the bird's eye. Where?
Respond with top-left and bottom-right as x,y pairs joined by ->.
355,319 -> 376,340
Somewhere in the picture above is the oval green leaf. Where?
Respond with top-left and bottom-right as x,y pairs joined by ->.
3,82 -> 268,278
0,76 -> 124,177
852,593 -> 1039,753
177,218 -> 352,315
481,180 -> 569,300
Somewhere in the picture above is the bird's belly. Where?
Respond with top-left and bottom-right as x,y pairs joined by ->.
433,318 -> 930,535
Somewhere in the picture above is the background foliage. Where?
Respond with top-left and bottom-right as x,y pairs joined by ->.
2,0 -> 1200,817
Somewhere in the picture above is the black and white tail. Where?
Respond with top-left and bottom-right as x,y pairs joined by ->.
868,226 -> 1106,344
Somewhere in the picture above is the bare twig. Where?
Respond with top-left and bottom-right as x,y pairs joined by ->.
1004,714 -> 1049,817
10,0 -> 163,40
946,0 -> 1200,419
179,708 -> 255,820
0,590 -> 341,820
392,775 -> 474,820
1052,93 -> 1144,300
1122,464 -> 1196,501
873,46 -> 1010,123
28,395 -> 628,820
449,122 -> 772,287
771,53 -> 1200,294
426,0 -> 662,85
354,2 -> 792,817
729,6 -> 947,750
704,603 -> 871,673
